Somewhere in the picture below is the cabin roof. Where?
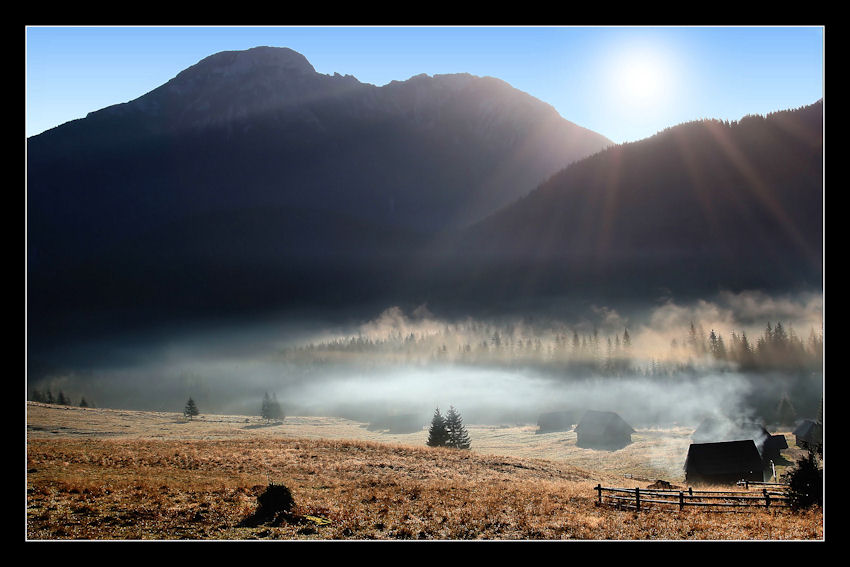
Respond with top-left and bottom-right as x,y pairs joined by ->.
684,440 -> 763,475
575,410 -> 634,434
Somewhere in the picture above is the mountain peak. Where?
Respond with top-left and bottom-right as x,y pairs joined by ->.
179,46 -> 317,79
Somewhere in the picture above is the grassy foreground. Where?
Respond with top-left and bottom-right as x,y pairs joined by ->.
26,403 -> 823,541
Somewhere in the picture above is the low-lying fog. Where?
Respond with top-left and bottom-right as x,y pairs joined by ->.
28,290 -> 823,430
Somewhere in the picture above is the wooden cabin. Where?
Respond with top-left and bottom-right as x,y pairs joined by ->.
536,410 -> 580,434
793,419 -> 823,450
574,410 -> 634,450
684,440 -> 766,485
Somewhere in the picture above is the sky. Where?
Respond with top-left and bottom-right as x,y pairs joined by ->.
25,26 -> 824,144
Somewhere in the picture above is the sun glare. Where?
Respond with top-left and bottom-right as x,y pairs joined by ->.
611,48 -> 672,110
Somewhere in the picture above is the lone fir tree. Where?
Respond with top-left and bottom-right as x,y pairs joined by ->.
426,407 -> 449,447
183,397 -> 199,419
444,405 -> 471,449
261,391 -> 283,422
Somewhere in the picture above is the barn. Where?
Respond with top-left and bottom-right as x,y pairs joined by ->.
684,440 -> 766,485
793,419 -> 823,450
574,410 -> 634,450
536,410 -> 580,434
762,434 -> 789,462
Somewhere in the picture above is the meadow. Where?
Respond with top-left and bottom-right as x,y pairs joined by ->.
26,402 -> 823,541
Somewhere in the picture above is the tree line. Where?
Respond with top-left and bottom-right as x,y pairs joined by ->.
281,318 -> 821,377
677,321 -> 823,372
29,387 -> 91,408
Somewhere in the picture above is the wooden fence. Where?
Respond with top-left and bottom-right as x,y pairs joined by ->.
594,483 -> 791,512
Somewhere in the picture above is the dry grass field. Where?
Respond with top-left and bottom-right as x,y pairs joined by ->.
26,402 -> 823,541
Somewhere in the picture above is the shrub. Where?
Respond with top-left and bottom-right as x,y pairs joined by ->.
782,449 -> 823,510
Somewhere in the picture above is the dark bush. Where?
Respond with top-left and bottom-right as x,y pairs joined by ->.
239,483 -> 295,527
782,449 -> 823,511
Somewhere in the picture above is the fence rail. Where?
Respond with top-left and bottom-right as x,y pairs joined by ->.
595,483 -> 791,512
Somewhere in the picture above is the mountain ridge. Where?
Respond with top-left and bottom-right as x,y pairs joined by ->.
26,48 -> 822,367
27,46 -> 615,353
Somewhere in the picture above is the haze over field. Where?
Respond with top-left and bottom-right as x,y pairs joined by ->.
26,28 -> 824,436
32,290 -> 822,431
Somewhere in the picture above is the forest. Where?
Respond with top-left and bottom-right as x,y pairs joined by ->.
271,304 -> 823,428
281,312 -> 822,378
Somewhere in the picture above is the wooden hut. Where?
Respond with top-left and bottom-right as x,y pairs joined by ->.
793,419 -> 823,450
762,434 -> 788,462
574,410 -> 634,450
536,410 -> 580,434
684,440 -> 766,485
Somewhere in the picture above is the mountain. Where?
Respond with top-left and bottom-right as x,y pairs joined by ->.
437,101 -> 823,304
27,46 -> 613,349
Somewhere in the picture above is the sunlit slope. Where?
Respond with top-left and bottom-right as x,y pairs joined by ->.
452,101 -> 823,301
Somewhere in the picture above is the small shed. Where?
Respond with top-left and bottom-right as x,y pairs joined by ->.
792,419 -> 823,450
574,410 -> 634,450
536,410 -> 580,434
762,434 -> 788,462
684,440 -> 766,485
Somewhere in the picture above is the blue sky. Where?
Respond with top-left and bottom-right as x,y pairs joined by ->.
25,26 -> 824,144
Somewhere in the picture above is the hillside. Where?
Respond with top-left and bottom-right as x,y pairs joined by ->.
442,102 -> 823,305
27,46 -> 612,355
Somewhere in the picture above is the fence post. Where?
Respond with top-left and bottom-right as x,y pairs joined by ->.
596,484 -> 602,506
763,488 -> 770,509
635,487 -> 640,512
679,491 -> 684,511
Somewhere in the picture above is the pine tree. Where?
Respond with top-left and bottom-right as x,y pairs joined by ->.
261,392 -> 283,422
79,397 -> 89,408
775,392 -> 797,427
184,397 -> 199,419
426,407 -> 449,447
708,330 -> 726,360
444,405 -> 471,449
261,392 -> 271,420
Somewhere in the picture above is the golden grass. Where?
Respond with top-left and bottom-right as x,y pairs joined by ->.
26,403 -> 823,541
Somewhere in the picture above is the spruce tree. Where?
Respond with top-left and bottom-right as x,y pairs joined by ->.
269,392 -> 283,421
775,393 -> 797,427
444,405 -> 471,449
183,397 -> 199,419
426,407 -> 449,447
261,392 -> 283,422
261,392 -> 271,420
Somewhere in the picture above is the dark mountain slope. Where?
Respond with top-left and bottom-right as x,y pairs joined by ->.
27,46 -> 611,350
439,101 -> 822,304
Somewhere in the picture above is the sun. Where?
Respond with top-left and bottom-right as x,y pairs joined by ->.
608,46 -> 674,111
619,57 -> 665,103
